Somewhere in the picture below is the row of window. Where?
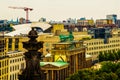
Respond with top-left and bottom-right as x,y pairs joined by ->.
10,73 -> 18,80
0,60 -> 8,68
86,39 -> 120,46
10,63 -> 25,72
86,41 -> 103,45
96,22 -> 108,24
10,65 -> 19,72
10,57 -> 24,63
7,38 -> 19,51
87,44 -> 120,51
78,22 -> 91,25
0,67 -> 8,76
0,75 -> 8,80
109,40 -> 120,43
87,49 -> 119,55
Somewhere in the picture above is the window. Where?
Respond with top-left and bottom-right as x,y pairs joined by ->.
0,70 -> 1,76
8,38 -> 12,50
0,62 -> 1,67
2,61 -> 4,67
10,67 -> 12,72
15,38 -> 19,50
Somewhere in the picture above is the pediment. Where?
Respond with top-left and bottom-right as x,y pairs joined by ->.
42,64 -> 59,68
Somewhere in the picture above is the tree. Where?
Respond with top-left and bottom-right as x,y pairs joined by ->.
66,61 -> 120,80
100,62 -> 116,73
94,75 -> 103,80
117,50 -> 120,60
104,52 -> 110,61
66,73 -> 80,80
109,53 -> 116,61
115,68 -> 120,78
109,72 -> 118,80
114,52 -> 119,61
99,52 -> 105,62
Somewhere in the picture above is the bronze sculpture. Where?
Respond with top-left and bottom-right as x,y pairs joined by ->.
18,27 -> 44,80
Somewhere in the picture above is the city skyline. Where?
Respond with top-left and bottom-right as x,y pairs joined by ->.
0,0 -> 120,21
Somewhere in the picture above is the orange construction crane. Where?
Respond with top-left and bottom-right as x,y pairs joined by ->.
8,6 -> 33,23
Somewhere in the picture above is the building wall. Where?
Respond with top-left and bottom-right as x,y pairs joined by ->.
41,65 -> 69,80
52,24 -> 64,34
51,41 -> 87,75
5,36 -> 29,52
0,36 -> 9,80
0,58 -> 9,80
84,37 -> 120,60
116,19 -> 120,27
106,14 -> 117,24
77,19 -> 94,26
96,19 -> 113,27
7,51 -> 25,80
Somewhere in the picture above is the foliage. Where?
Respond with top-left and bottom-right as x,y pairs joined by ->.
67,49 -> 120,80
66,62 -> 120,80
99,50 -> 120,62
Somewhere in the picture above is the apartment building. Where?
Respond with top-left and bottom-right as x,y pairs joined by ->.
7,51 -> 25,80
0,36 -> 9,80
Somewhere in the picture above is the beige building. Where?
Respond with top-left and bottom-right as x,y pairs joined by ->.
96,19 -> 113,27
83,36 -> 120,60
7,51 -> 25,80
82,28 -> 120,60
77,19 -> 94,26
4,36 -> 29,52
0,36 -> 9,80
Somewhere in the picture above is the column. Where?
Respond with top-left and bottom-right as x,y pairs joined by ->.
76,54 -> 78,72
57,70 -> 59,80
12,38 -> 15,51
52,70 -> 53,80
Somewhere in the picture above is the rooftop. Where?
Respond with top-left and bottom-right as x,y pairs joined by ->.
40,61 -> 68,67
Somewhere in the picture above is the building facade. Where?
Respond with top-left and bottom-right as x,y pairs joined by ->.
0,36 -> 9,80
41,61 -> 69,80
52,24 -> 65,35
95,19 -> 113,27
5,36 -> 29,52
116,19 -> 120,27
106,14 -> 117,24
84,36 -> 120,60
77,19 -> 94,26
7,51 -> 25,80
84,28 -> 120,60
51,41 -> 92,74
41,40 -> 92,80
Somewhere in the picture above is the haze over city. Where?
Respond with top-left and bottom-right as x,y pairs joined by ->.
0,0 -> 120,21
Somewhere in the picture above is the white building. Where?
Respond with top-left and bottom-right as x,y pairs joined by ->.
5,22 -> 51,36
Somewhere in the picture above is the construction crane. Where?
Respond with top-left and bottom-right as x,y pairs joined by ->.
8,6 -> 33,23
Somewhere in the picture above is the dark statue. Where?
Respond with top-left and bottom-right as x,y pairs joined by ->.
18,27 -> 45,80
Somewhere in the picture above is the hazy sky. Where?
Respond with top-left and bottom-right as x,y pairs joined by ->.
0,0 -> 120,21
